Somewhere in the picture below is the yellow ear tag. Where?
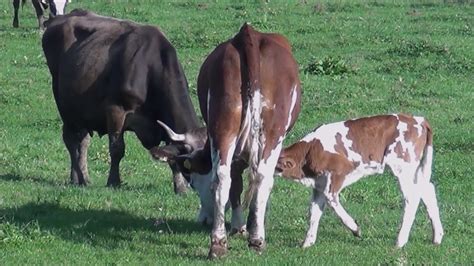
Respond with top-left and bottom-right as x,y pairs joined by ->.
184,159 -> 191,170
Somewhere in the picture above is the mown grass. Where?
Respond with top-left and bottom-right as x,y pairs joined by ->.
0,0 -> 473,264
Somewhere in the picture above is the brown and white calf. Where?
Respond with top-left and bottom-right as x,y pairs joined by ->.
152,23 -> 301,258
276,114 -> 444,248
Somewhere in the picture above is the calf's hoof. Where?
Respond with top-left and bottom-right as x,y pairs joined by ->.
208,238 -> 228,260
352,227 -> 361,238
248,238 -> 266,254
432,229 -> 444,245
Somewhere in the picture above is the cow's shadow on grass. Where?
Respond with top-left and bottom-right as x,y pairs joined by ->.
0,202 -> 210,255
0,173 -> 63,187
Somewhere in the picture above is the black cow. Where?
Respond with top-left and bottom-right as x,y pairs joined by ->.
42,10 -> 200,192
13,0 -> 70,29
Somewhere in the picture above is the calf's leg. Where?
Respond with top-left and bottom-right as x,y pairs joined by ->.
325,191 -> 361,237
324,174 -> 360,237
302,188 -> 326,248
420,181 -> 444,244
394,168 -> 421,248
63,125 -> 90,185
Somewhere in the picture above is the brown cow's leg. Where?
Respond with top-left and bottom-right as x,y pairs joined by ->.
63,126 -> 90,185
31,0 -> 45,30
13,0 -> 20,27
229,159 -> 247,236
208,136 -> 238,259
106,105 -> 126,187
247,142 -> 283,253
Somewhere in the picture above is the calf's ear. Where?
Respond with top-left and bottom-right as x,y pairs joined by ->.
277,157 -> 297,170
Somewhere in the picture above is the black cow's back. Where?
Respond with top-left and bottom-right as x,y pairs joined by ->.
42,10 -> 199,137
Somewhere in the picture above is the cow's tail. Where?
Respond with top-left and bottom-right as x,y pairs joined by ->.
418,119 -> 434,183
237,23 -> 262,210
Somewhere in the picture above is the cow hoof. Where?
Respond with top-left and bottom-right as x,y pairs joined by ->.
70,178 -> 90,186
352,227 -> 361,238
229,227 -> 248,237
13,22 -> 19,28
208,238 -> 228,260
174,183 -> 188,195
248,238 -> 266,254
106,180 -> 121,188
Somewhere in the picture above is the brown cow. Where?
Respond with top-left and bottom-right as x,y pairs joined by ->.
276,114 -> 444,248
152,24 -> 301,258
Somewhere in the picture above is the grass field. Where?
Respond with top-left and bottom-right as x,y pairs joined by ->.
0,0 -> 473,264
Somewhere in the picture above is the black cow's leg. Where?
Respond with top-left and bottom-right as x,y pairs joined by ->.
63,125 -> 90,185
229,159 -> 247,236
169,161 -> 188,194
106,105 -> 126,187
13,0 -> 20,27
31,0 -> 45,30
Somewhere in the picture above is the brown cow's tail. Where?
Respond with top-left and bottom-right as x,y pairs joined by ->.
236,23 -> 262,210
418,119 -> 434,182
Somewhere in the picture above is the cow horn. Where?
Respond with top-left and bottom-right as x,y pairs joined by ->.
157,120 -> 186,142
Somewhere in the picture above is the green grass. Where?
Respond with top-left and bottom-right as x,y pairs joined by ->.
0,0 -> 473,264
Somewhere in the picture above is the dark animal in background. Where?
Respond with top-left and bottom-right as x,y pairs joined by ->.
13,0 -> 71,29
153,23 -> 301,259
42,9 -> 200,193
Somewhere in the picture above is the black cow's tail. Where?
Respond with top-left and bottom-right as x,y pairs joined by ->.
237,23 -> 262,210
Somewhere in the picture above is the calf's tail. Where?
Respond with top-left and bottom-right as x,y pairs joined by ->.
418,120 -> 434,182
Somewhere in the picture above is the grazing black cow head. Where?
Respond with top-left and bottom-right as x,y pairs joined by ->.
149,121 -> 216,224
151,120 -> 207,162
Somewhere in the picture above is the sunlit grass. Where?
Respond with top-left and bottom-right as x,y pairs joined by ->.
0,0 -> 472,264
